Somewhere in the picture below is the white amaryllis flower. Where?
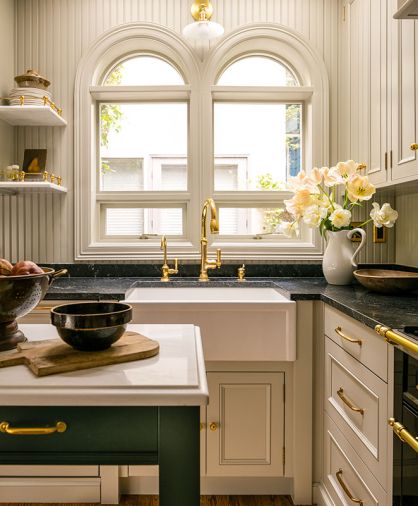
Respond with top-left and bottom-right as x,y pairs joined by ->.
278,221 -> 299,238
332,160 -> 358,179
310,167 -> 323,185
284,188 -> 313,220
303,205 -> 328,228
329,208 -> 352,228
321,167 -> 342,187
287,170 -> 318,192
346,175 -> 376,202
370,202 -> 398,228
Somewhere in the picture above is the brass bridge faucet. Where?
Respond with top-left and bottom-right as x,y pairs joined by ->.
160,236 -> 178,282
199,198 -> 222,282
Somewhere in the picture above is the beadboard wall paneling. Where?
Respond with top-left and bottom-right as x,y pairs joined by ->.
394,190 -> 418,267
3,0 -> 340,262
0,0 -> 15,260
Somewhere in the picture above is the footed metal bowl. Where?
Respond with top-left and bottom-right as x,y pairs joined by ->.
51,302 -> 132,351
0,267 -> 67,351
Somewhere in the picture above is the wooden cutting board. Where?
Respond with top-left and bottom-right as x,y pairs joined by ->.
0,331 -> 160,377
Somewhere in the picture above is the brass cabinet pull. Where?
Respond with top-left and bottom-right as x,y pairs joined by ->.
335,327 -> 362,346
0,421 -> 67,435
410,143 -> 418,151
200,422 -> 206,431
375,325 -> 418,356
389,418 -> 418,454
336,469 -> 363,505
337,388 -> 365,415
209,422 -> 218,432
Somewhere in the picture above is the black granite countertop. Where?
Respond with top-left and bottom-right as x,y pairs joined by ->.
45,276 -> 418,333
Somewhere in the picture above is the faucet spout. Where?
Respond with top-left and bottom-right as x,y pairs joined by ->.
199,198 -> 222,282
201,198 -> 219,239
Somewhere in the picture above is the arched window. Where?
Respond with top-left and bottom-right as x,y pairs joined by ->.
217,55 -> 298,86
103,55 -> 184,86
75,24 -> 328,260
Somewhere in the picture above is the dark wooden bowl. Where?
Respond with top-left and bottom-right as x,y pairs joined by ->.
50,302 -> 132,351
353,269 -> 418,294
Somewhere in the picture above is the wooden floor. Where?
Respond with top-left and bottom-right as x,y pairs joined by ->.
0,496 -> 295,506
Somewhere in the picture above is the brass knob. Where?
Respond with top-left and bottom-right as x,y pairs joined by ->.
209,422 -> 218,431
410,143 -> 418,151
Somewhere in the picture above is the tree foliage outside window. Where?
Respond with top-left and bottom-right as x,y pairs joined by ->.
100,65 -> 124,173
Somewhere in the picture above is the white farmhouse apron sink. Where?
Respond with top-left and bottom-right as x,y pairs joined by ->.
123,287 -> 296,362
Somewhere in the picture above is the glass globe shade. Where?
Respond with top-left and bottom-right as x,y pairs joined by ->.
182,21 -> 224,41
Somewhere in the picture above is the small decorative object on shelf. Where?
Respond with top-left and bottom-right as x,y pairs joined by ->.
277,161 -> 399,285
0,69 -> 64,123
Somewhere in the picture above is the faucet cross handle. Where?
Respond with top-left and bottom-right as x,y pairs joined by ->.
160,236 -> 179,282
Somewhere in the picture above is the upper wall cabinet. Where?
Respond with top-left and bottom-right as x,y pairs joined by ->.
342,0 -> 418,187
347,0 -> 388,186
391,1 -> 418,182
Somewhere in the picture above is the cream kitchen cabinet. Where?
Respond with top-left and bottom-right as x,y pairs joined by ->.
390,0 -> 418,183
344,0 -> 389,186
319,306 -> 392,505
205,371 -> 285,477
341,0 -> 418,187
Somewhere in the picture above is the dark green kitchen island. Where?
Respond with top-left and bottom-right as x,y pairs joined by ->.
0,323 -> 208,506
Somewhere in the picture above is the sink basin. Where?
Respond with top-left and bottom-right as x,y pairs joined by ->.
125,287 -> 289,303
123,286 -> 296,362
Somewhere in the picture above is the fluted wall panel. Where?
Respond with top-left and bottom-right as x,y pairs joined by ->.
2,0 -> 386,264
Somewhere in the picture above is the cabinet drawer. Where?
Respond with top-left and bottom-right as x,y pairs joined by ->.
325,305 -> 387,381
0,407 -> 157,463
324,413 -> 386,505
325,337 -> 388,488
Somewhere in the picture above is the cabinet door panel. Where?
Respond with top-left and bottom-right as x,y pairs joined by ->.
206,372 -> 284,477
348,0 -> 388,185
391,15 -> 418,181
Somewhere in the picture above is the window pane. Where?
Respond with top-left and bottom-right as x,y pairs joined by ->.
105,207 -> 183,236
100,157 -> 143,191
214,103 -> 302,189
103,56 -> 184,85
219,207 -> 284,236
217,56 -> 298,86
160,164 -> 187,190
214,165 -> 239,190
99,103 -> 188,191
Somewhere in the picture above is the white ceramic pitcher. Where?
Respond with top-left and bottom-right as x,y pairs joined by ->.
322,228 -> 366,285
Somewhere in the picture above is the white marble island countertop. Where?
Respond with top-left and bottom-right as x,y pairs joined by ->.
0,324 -> 208,407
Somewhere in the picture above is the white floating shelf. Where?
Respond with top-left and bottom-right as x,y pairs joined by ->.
0,106 -> 67,126
0,182 -> 67,195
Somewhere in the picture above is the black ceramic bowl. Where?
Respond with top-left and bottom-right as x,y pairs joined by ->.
50,302 -> 132,351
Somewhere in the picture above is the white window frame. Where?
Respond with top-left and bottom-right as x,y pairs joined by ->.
74,23 -> 329,260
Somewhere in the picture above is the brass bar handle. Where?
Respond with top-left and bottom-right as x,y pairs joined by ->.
375,325 -> 418,356
336,469 -> 363,505
209,422 -> 218,432
410,143 -> 418,151
389,418 -> 418,453
0,421 -> 67,436
337,388 -> 365,415
335,327 -> 362,346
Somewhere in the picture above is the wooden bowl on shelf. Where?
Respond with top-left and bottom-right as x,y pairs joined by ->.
353,269 -> 418,294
